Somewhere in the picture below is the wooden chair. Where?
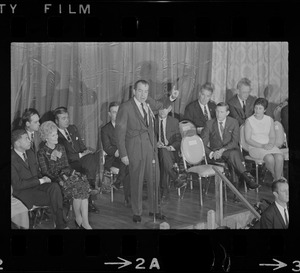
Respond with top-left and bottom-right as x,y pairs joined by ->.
180,134 -> 225,206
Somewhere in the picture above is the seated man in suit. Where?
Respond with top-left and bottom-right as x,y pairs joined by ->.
156,105 -> 186,202
21,108 -> 42,156
101,101 -> 131,207
53,106 -> 100,214
183,82 -> 217,134
260,178 -> 289,229
11,129 -> 68,229
227,78 -> 257,126
200,102 -> 259,200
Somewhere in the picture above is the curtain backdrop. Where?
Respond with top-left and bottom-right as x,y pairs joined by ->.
211,42 -> 288,104
11,42 -> 212,150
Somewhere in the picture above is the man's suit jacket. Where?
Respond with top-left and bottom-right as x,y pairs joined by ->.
27,130 -> 42,154
57,124 -> 87,163
200,116 -> 240,155
260,202 -> 289,229
227,94 -> 257,126
183,100 -> 216,128
116,96 -> 171,161
11,149 -> 41,208
101,121 -> 118,169
155,115 -> 181,151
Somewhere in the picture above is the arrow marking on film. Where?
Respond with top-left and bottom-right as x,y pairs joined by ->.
104,257 -> 132,269
259,258 -> 287,271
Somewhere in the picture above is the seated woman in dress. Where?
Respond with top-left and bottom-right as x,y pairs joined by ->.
37,121 -> 92,229
11,186 -> 29,229
245,98 -> 285,182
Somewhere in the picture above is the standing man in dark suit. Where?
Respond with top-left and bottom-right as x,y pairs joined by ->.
156,105 -> 186,202
227,78 -> 257,126
21,108 -> 42,157
11,129 -> 68,229
200,102 -> 259,196
101,101 -> 130,207
260,179 -> 289,229
53,107 -> 100,214
183,82 -> 217,134
115,79 -> 179,223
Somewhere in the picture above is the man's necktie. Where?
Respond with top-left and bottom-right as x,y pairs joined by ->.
65,129 -> 72,142
23,152 -> 28,166
31,132 -> 35,152
142,103 -> 148,127
219,121 -> 224,139
160,120 -> 165,145
284,208 -> 289,227
203,105 -> 209,121
242,100 -> 246,113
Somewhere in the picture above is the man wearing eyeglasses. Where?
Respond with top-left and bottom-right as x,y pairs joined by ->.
54,106 -> 100,214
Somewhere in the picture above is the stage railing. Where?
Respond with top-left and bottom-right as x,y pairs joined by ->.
212,166 -> 261,227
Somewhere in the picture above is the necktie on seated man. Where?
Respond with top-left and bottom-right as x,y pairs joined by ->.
142,103 -> 148,127
23,152 -> 28,166
219,121 -> 224,139
160,120 -> 165,145
31,132 -> 35,153
65,129 -> 72,142
204,105 -> 209,121
242,100 -> 246,113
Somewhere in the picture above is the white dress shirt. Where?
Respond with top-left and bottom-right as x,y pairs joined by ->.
237,96 -> 246,109
159,117 -> 168,146
134,97 -> 149,124
198,101 -> 211,120
275,201 -> 289,225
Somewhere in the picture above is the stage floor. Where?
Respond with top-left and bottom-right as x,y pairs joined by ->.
33,171 -> 276,230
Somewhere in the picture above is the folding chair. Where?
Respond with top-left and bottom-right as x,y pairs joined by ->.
179,120 -> 197,138
101,151 -> 119,202
180,134 -> 225,206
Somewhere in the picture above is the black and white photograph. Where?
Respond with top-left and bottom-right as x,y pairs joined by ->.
10,41 -> 289,230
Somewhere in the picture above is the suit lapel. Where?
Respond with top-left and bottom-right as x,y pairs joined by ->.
13,150 -> 30,170
274,203 -> 287,229
213,119 -> 223,142
131,99 -> 147,127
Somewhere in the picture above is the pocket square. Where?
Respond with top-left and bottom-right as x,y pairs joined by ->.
76,137 -> 78,140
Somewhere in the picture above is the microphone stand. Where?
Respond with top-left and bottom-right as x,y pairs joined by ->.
144,103 -> 163,229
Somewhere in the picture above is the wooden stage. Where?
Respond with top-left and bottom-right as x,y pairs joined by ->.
35,171 -> 276,230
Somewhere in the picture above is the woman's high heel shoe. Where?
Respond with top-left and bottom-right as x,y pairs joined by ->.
74,220 -> 82,229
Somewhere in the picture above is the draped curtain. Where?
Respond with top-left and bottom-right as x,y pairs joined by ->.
211,42 -> 288,104
11,42 -> 212,150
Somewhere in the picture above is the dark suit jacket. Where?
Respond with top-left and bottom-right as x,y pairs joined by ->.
183,100 -> 216,128
57,124 -> 87,163
101,121 -> 118,169
116,96 -> 171,160
11,149 -> 41,208
27,130 -> 42,154
227,94 -> 257,126
200,116 -> 240,155
260,202 -> 288,229
155,115 -> 181,151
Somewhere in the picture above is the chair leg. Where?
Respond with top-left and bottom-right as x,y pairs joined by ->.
199,177 -> 203,206
110,174 -> 114,202
223,180 -> 227,202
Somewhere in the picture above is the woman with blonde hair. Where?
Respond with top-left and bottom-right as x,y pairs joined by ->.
37,121 -> 92,229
